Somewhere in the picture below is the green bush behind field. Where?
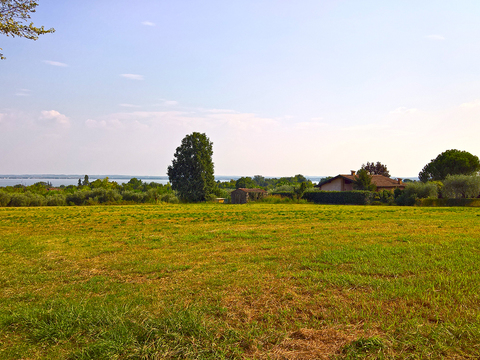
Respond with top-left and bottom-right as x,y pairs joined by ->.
303,190 -> 374,205
0,178 -> 179,207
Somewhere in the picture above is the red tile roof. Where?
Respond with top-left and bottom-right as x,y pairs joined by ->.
236,188 -> 267,193
317,174 -> 404,189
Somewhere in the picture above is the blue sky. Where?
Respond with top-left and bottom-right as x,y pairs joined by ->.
1,0 -> 480,177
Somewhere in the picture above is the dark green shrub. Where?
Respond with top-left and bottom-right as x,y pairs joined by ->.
122,191 -> 147,203
66,191 -> 87,206
160,193 -> 179,203
0,191 -> 11,207
87,189 -> 122,204
302,190 -> 374,205
395,182 -> 437,206
270,191 -> 295,199
394,188 -> 403,199
46,194 -> 67,206
9,193 -> 31,207
372,189 -> 394,205
417,198 -> 480,207
26,193 -> 46,206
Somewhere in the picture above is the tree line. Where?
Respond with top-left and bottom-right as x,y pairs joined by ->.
167,133 -> 480,205
2,132 -> 480,207
0,177 -> 178,207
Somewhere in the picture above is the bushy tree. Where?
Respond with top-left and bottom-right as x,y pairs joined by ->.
0,0 -> 55,59
360,161 -> 390,177
419,149 -> 480,182
395,182 -> 438,206
353,169 -> 376,191
294,182 -> 308,200
0,191 -> 11,206
167,132 -> 215,202
442,175 -> 480,199
235,176 -> 256,189
253,175 -> 267,187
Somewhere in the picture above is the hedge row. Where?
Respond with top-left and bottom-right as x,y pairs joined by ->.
416,198 -> 480,207
270,191 -> 295,199
0,189 -> 179,207
302,190 -> 374,205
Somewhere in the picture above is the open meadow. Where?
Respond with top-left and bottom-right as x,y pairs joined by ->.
0,203 -> 479,359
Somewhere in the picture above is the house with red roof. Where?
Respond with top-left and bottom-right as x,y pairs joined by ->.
315,171 -> 405,192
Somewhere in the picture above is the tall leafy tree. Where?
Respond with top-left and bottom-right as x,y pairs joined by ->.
361,161 -> 390,177
419,149 -> 480,182
235,177 -> 256,189
1,0 -> 55,59
167,132 -> 215,202
353,169 -> 377,191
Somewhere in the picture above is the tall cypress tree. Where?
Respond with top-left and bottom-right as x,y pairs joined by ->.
167,132 -> 215,202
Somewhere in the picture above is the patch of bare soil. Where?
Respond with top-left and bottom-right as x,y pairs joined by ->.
252,326 -> 381,360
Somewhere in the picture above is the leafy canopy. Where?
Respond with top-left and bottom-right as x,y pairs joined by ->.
235,176 -> 256,189
353,169 -> 377,191
442,174 -> 480,199
167,132 -> 215,202
0,0 -> 55,59
419,149 -> 480,182
360,161 -> 390,177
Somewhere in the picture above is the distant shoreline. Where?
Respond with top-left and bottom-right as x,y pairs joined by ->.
0,175 -> 326,181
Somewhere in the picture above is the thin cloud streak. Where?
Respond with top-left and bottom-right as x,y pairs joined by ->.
120,74 -> 144,80
43,60 -> 68,67
119,104 -> 141,108
15,89 -> 31,96
426,34 -> 445,40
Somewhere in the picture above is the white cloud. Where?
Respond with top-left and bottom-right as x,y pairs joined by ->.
85,118 -> 125,130
389,107 -> 418,114
44,60 -> 68,67
119,103 -> 141,108
203,108 -> 237,114
39,110 -> 70,127
426,35 -> 445,40
15,89 -> 31,96
142,21 -> 155,26
120,74 -> 144,80
460,99 -> 480,109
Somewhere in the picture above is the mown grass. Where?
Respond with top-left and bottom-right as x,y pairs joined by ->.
0,204 -> 479,359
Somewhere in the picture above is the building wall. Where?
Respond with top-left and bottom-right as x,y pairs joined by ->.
231,190 -> 248,204
319,178 -> 344,191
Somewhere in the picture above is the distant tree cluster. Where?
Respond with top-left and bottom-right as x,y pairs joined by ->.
218,174 -> 313,191
0,177 -> 178,207
4,136 -> 480,208
360,162 -> 390,177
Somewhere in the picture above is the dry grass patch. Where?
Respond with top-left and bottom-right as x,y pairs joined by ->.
253,326 -> 383,359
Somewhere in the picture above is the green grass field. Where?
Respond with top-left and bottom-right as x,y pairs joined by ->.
0,204 -> 479,359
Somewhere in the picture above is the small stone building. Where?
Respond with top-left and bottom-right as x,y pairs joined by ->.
230,188 -> 267,204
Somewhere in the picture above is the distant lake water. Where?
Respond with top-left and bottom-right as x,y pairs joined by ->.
0,178 -> 171,187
